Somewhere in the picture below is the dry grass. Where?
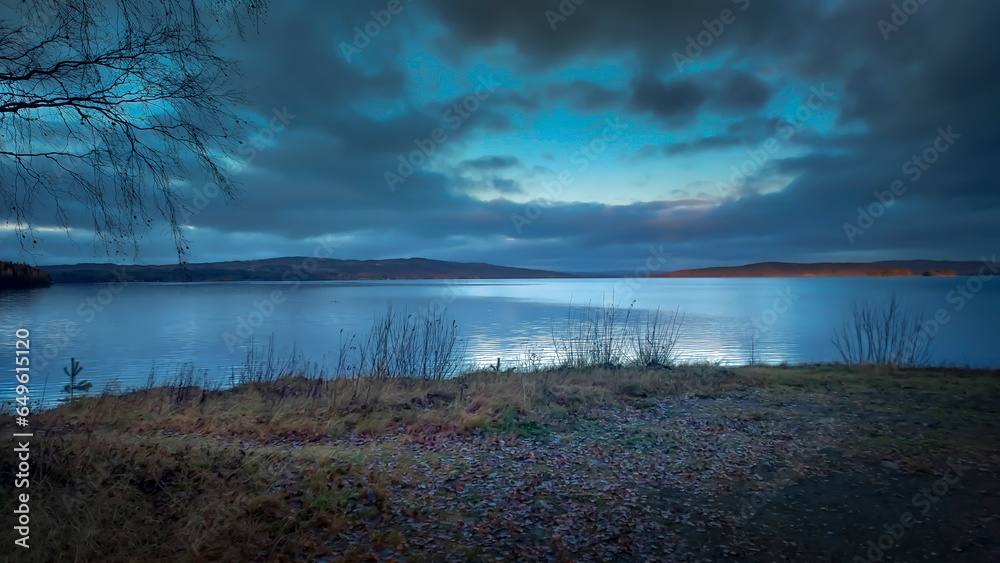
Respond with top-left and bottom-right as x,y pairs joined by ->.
4,365 -> 998,562
7,430 -> 407,561
1,366 -> 743,561
34,364 -> 745,440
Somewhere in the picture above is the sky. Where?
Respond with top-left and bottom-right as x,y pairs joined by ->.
6,0 -> 1000,272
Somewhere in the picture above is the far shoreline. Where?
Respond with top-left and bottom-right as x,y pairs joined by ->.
31,273 -> 988,286
28,256 -> 996,284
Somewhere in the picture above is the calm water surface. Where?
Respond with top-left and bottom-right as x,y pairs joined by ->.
2,277 -> 998,402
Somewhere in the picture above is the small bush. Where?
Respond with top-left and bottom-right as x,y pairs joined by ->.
551,299 -> 685,370
635,307 -> 684,368
831,293 -> 932,368
334,305 -> 466,380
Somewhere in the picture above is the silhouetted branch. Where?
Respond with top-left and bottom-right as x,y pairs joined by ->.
1,0 -> 268,261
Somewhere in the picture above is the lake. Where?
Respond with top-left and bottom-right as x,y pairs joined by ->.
2,277 -> 998,402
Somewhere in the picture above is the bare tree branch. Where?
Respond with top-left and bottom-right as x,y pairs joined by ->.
1,0 -> 269,262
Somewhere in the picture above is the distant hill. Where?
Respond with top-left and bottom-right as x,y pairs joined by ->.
872,260 -> 988,276
43,257 -> 577,284
657,260 -> 993,278
38,257 -> 998,283
0,261 -> 53,290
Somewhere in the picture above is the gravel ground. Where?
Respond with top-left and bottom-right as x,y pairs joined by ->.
248,390 -> 1000,562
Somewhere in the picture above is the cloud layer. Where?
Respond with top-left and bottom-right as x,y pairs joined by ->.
7,0 -> 999,271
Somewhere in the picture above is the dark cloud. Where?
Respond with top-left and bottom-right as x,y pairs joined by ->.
716,71 -> 771,110
629,75 -> 708,121
640,136 -> 743,158
460,155 -> 522,170
420,0 -> 821,70
546,80 -> 625,112
490,178 -> 522,193
6,0 -> 1000,271
627,69 -> 772,125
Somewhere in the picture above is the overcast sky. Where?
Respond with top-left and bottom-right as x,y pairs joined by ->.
8,0 -> 1000,272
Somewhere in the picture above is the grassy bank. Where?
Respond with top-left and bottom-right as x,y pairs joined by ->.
3,365 -> 999,561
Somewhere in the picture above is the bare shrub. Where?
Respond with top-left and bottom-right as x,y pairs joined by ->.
334,305 -> 465,380
552,299 -> 685,369
232,336 -> 316,385
831,293 -> 932,367
635,307 -> 684,368
551,298 -> 635,369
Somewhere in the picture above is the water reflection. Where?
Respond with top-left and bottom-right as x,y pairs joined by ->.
1,277 -> 997,402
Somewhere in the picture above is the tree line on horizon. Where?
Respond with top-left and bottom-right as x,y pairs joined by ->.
0,260 -> 52,289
